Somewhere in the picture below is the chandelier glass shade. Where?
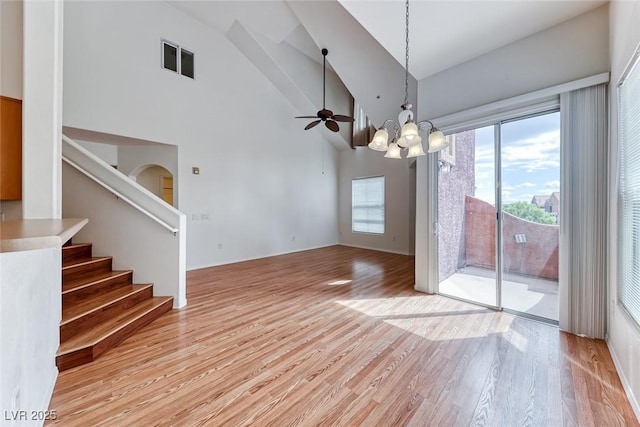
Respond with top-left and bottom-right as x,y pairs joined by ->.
384,142 -> 402,159
369,128 -> 390,151
427,129 -> 448,152
368,0 -> 450,159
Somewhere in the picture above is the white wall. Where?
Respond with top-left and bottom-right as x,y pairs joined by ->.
226,21 -> 351,151
0,0 -> 23,220
338,148 -> 415,255
118,144 -> 176,178
1,0 -> 23,99
418,5 -> 610,120
22,0 -> 64,219
1,247 -> 60,426
77,141 -> 118,166
63,1 -> 339,270
607,0 -> 640,418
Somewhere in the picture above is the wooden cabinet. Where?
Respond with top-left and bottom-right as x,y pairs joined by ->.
0,96 -> 22,200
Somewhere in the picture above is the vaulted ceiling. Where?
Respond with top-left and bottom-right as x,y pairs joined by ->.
169,0 -> 607,149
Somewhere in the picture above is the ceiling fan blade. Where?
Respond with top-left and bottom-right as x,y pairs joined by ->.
305,120 -> 322,130
332,115 -> 355,122
296,116 -> 319,119
325,120 -> 339,132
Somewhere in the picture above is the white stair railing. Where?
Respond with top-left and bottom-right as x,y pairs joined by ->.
61,134 -> 187,308
61,135 -> 181,234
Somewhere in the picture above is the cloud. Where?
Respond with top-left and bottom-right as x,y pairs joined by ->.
469,116 -> 560,204
475,171 -> 493,182
501,130 -> 560,172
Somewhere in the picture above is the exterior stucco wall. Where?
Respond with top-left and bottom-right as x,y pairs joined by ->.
465,196 -> 559,280
437,130 -> 475,280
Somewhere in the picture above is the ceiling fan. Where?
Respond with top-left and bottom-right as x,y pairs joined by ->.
295,48 -> 354,132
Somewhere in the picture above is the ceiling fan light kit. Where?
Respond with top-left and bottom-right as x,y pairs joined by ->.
368,0 -> 450,159
295,48 -> 355,133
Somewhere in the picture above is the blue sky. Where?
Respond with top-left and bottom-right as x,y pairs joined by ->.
473,111 -> 560,205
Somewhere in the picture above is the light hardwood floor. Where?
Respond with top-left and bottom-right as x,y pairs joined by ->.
48,246 -> 638,426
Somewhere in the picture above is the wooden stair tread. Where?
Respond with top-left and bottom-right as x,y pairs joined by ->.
57,240 -> 173,370
57,297 -> 173,355
62,284 -> 152,323
63,270 -> 133,294
63,256 -> 112,270
62,243 -> 91,251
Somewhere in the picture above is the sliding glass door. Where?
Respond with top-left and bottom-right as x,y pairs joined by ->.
437,125 -> 498,308
499,112 -> 559,320
437,112 -> 560,322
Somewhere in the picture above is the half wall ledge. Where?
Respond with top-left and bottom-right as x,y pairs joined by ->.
0,218 -> 88,253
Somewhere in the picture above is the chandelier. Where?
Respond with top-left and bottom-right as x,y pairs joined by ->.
368,0 -> 449,158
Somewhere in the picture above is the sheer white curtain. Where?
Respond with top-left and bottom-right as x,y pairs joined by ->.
559,83 -> 608,338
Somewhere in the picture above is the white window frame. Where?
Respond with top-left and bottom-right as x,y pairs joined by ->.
161,39 -> 194,80
352,176 -> 385,235
618,42 -> 640,329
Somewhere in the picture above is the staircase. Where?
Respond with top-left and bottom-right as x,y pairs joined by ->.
57,241 -> 173,371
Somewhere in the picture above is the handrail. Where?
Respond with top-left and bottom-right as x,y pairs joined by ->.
61,134 -> 182,234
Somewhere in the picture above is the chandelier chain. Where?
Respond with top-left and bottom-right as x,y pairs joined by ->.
367,0 -> 449,157
404,0 -> 410,106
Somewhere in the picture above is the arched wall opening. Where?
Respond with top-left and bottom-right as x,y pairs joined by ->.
130,164 -> 174,207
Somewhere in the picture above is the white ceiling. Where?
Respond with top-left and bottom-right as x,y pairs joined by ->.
169,1 -> 301,43
171,1 -> 607,81
339,0 -> 608,80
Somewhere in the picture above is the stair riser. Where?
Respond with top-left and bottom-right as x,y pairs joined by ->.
56,298 -> 173,371
92,298 -> 172,360
56,348 -> 93,372
63,272 -> 133,307
61,286 -> 153,342
63,258 -> 112,282
62,244 -> 92,265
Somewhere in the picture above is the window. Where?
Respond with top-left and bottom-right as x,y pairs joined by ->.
163,41 -> 178,72
162,40 -> 194,79
352,176 -> 385,234
352,100 -> 374,147
619,45 -> 640,327
180,48 -> 194,79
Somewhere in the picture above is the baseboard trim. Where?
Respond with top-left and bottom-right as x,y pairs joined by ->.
414,284 -> 434,294
187,243 -> 340,272
606,335 -> 640,422
339,243 -> 412,256
187,243 -> 414,272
